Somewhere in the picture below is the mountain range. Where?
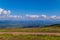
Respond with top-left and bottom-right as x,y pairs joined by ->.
0,20 -> 60,28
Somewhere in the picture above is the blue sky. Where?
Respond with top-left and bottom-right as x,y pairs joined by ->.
0,0 -> 60,16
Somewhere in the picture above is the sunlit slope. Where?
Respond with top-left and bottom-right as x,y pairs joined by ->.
0,34 -> 60,40
0,24 -> 60,32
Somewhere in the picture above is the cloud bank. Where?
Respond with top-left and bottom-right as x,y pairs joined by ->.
0,8 -> 60,20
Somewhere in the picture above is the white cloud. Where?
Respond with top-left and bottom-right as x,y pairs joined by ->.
26,14 -> 40,19
23,15 -> 60,20
0,8 -> 60,20
51,15 -> 57,19
8,10 -> 11,14
57,16 -> 60,19
41,14 -> 47,18
8,15 -> 22,19
50,16 -> 60,20
3,10 -> 11,16
0,8 -> 11,17
0,8 -> 4,14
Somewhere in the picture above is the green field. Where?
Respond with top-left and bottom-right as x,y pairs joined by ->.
0,25 -> 59,40
0,34 -> 59,40
0,26 -> 60,32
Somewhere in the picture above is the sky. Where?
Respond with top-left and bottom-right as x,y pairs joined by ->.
0,0 -> 60,20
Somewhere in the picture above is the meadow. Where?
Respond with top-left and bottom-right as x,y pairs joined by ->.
0,25 -> 59,40
0,34 -> 60,40
0,26 -> 60,33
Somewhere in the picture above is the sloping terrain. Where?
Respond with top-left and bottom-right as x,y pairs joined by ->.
0,24 -> 59,32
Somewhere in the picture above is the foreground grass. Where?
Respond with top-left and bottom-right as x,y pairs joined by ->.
0,26 -> 60,32
0,34 -> 60,40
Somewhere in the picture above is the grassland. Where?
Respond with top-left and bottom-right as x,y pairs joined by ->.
0,34 -> 59,40
0,26 -> 60,32
0,25 -> 59,40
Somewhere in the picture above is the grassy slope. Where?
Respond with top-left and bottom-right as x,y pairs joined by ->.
0,26 -> 60,32
0,34 -> 60,40
0,25 -> 60,40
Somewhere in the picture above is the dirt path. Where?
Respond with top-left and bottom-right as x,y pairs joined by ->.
0,32 -> 60,36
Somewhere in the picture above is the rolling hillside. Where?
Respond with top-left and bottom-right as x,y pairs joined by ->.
0,20 -> 60,28
0,24 -> 59,32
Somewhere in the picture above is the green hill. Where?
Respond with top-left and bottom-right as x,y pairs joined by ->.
0,24 -> 60,32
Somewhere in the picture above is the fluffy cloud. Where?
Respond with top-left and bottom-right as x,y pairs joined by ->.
41,14 -> 47,18
0,8 -> 11,16
0,8 -> 60,20
26,14 -> 40,19
9,15 -> 22,18
3,10 -> 11,16
0,8 -> 4,14
51,15 -> 57,19
40,14 -> 48,19
50,15 -> 60,20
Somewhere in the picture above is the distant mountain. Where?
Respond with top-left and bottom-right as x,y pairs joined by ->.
46,24 -> 60,27
0,20 -> 60,28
